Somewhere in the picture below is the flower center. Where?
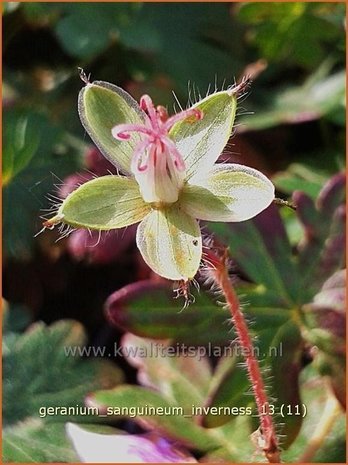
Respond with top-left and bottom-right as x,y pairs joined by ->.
112,95 -> 202,204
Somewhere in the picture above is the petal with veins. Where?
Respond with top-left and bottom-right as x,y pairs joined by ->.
180,164 -> 275,222
169,91 -> 237,182
79,81 -> 145,175
59,176 -> 151,230
136,206 -> 202,281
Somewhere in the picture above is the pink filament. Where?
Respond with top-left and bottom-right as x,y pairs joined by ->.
112,94 -> 203,175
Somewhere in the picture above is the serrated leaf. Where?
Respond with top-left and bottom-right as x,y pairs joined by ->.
3,420 -> 79,463
3,320 -> 123,426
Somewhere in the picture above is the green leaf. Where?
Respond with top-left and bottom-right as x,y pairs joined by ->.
78,81 -> 144,175
310,416 -> 346,462
202,355 -> 251,428
273,163 -> 331,200
122,333 -> 212,410
3,420 -> 78,463
282,367 -> 345,462
3,111 -> 80,258
53,4 -> 138,59
2,302 -> 32,335
106,280 -> 231,345
59,175 -> 150,230
200,416 -> 254,462
92,385 -> 219,452
3,111 -> 40,185
118,3 -> 245,95
169,91 -> 237,182
3,320 -> 123,426
237,3 -> 345,69
209,205 -> 299,306
240,65 -> 345,131
261,320 -> 304,448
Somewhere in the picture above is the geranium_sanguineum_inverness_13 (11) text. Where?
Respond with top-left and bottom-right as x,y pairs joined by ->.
40,72 -> 280,461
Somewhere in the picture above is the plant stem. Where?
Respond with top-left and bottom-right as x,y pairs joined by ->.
205,247 -> 280,463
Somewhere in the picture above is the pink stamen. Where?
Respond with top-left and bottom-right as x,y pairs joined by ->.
139,95 -> 159,129
164,108 -> 203,132
162,138 -> 186,171
112,123 -> 154,140
130,139 -> 151,173
112,94 -> 204,203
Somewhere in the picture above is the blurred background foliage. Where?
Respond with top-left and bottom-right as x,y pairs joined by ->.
3,2 -> 346,463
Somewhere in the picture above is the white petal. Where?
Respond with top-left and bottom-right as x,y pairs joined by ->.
136,206 -> 202,280
169,91 -> 237,182
180,164 -> 275,222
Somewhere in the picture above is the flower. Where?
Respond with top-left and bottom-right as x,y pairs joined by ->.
45,79 -> 274,281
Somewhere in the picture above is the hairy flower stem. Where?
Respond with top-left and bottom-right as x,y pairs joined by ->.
205,246 -> 280,463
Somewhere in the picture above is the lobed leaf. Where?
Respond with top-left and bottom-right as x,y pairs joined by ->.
3,420 -> 78,463
3,320 -> 123,427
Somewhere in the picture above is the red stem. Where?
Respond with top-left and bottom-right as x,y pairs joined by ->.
206,248 -> 280,463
